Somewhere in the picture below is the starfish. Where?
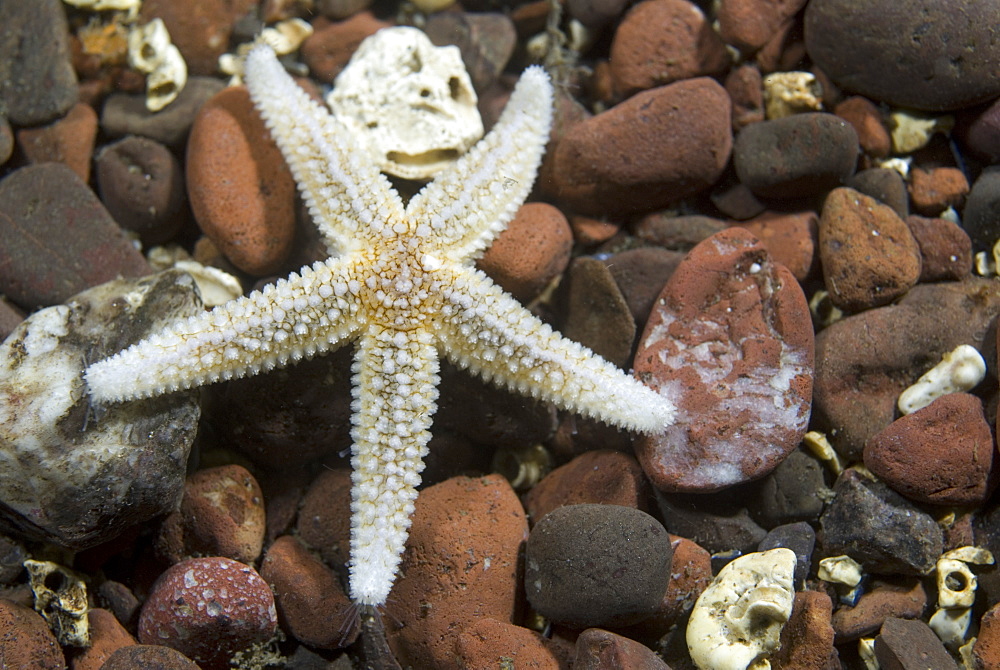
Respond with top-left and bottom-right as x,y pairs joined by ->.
85,43 -> 675,607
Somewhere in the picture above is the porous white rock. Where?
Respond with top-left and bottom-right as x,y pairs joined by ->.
325,26 -> 483,180
128,18 -> 187,111
897,344 -> 986,415
25,560 -> 89,647
687,548 -> 796,670
763,71 -> 823,119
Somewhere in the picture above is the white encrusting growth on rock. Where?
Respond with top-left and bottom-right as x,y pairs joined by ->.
85,42 -> 675,607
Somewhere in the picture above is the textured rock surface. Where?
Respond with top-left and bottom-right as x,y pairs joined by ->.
634,228 -> 814,492
0,271 -> 200,549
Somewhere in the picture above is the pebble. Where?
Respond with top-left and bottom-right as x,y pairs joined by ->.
874,617 -> 958,670
0,163 -> 150,309
97,580 -> 141,631
570,215 -> 620,245
717,0 -> 807,53
847,167 -> 909,219
733,112 -> 859,199
95,136 -> 187,246
908,166 -> 969,217
771,590 -> 838,670
725,64 -> 765,131
819,470 -> 943,576
138,556 -> 278,669
156,464 -> 267,565
101,644 -> 201,669
974,601 -> 1000,670
0,599 -> 65,670
561,257 -> 636,368
962,166 -> 1000,253
317,0 -> 373,19
603,246 -> 684,327
300,13 -> 391,84
633,228 -> 814,492
956,98 -> 1000,163
566,0 -> 629,29
454,617 -> 567,669
525,503 -> 672,628
574,628 -> 670,669
0,0 -> 78,126
260,535 -> 356,649
296,467 -> 353,570
0,114 -> 12,166
818,187 -> 922,311
101,77 -> 226,147
735,210 -> 819,282
608,0 -> 728,97
424,12 -> 516,93
71,608 -> 136,670
0,297 -> 24,341
140,0 -> 257,76
657,490 -> 767,555
633,212 -> 729,251
831,578 -> 927,642
864,393 -> 994,505
751,449 -> 828,529
16,102 -> 98,183
834,96 -> 892,158
0,271 -> 200,549
546,77 -> 732,216
187,85 -> 297,276
386,475 -> 528,668
477,202 -> 573,304
805,0 -> 1000,111
905,215 -> 971,281
759,521 -> 816,589
523,450 -> 653,524
813,278 -> 1000,459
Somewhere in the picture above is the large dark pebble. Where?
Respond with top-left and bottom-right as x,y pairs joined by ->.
963,166 -> 1000,253
525,503 -> 672,628
101,77 -> 226,147
102,644 -> 201,669
805,0 -> 1000,111
820,470 -> 943,576
656,490 -> 767,555
733,112 -> 858,199
751,449 -> 828,528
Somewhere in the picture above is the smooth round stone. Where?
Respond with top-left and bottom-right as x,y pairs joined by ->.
847,167 -> 909,219
561,257 -> 635,369
905,214 -> 972,281
101,77 -> 226,147
0,600 -> 65,670
805,0 -> 1000,111
525,504 -> 672,628
835,96 -> 892,158
16,102 -> 98,183
733,112 -> 859,199
102,645 -> 200,670
633,228 -> 814,492
963,166 -> 1000,253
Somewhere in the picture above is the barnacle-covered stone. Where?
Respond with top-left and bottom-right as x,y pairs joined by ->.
0,270 -> 200,549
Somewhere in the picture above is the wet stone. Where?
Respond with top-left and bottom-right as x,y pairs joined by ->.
16,102 -> 98,183
908,166 -> 969,217
525,503 -> 672,628
835,96 -> 891,159
874,617 -> 958,670
751,449 -> 828,529
974,602 -> 1000,670
656,489 -> 767,555
574,628 -> 671,669
771,590 -> 838,670
561,257 -> 636,369
633,213 -> 728,251
424,12 -> 516,93
735,210 -> 819,282
455,618 -> 568,670
0,599 -> 65,670
603,246 -> 684,327
819,470 -> 943,576
832,578 -> 927,642
101,644 -> 200,670
963,166 -> 1000,253
0,271 -> 200,549
100,77 -> 226,148
633,228 -> 814,492
847,167 -> 909,219
904,215 -> 972,282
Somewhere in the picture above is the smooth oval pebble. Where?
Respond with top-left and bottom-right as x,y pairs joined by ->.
525,503 -> 672,628
138,556 -> 277,669
805,0 -> 1000,111
633,227 -> 814,492
0,599 -> 65,670
187,86 -> 297,276
101,644 -> 201,670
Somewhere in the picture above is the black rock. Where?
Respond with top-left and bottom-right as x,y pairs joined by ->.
758,521 -> 816,590
848,168 -> 910,219
752,448 -> 828,528
656,489 -> 767,555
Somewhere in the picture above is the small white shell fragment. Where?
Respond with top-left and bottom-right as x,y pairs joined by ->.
897,344 -> 986,415
63,0 -> 140,11
818,555 -> 863,587
763,72 -> 823,119
858,637 -> 879,670
127,18 -> 188,112
942,546 -> 994,565
937,558 -> 977,609
976,250 -> 996,276
687,548 -> 796,670
803,430 -> 845,476
929,606 -> 971,650
890,109 -> 954,154
877,156 -> 912,179
220,19 -> 314,85
24,560 -> 90,647
325,26 -> 484,180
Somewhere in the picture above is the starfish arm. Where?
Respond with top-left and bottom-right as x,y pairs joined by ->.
405,66 -> 553,262
243,43 -> 404,254
348,328 -> 439,606
85,260 -> 362,404
436,267 -> 675,434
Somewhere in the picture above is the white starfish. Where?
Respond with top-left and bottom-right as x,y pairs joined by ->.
85,43 -> 675,607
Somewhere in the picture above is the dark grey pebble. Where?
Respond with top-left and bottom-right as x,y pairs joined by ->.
963,166 -> 1000,253
101,77 -> 226,147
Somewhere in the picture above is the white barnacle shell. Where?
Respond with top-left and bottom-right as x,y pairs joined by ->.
897,344 -> 986,415
687,548 -> 796,670
128,18 -> 187,111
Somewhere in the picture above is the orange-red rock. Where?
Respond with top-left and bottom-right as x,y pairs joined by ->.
908,166 -> 970,216
455,617 -> 568,669
70,608 -> 136,670
734,210 -> 819,282
16,102 -> 97,182
0,599 -> 65,669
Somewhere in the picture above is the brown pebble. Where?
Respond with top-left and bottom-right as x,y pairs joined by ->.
71,608 -> 136,670
561,257 -> 636,369
634,213 -> 729,251
101,644 -> 200,670
455,617 -> 568,669
16,102 -> 97,182
974,601 -> 1000,670
96,580 -> 141,631
908,166 -> 970,216
300,13 -> 390,84
717,0 -> 808,53
832,579 -> 927,642
296,468 -> 356,570
725,63 -> 765,131
834,96 -> 891,158
0,599 -> 65,669
478,202 -> 573,304
570,215 -> 620,245
819,187 -> 922,311
424,13 -> 516,93
771,590 -> 838,670
609,0 -> 728,97
633,228 -> 814,492
864,393 -> 995,505
575,627 -> 670,669
604,246 -> 684,327
186,85 -> 296,276
874,617 -> 958,670
386,475 -> 528,669
260,535 -> 356,649
847,167 -> 910,218
905,214 -> 972,281
735,210 -> 819,282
